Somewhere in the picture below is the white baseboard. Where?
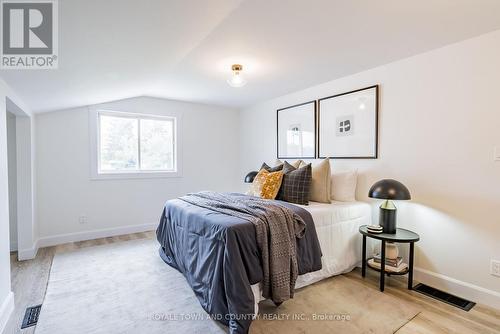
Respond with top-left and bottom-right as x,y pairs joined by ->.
16,223 -> 157,261
414,267 -> 500,310
0,291 -> 14,334
37,223 -> 157,250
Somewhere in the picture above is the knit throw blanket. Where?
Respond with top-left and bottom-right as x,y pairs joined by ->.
179,192 -> 306,303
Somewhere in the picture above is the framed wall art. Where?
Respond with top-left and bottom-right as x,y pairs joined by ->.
276,100 -> 316,159
318,85 -> 378,159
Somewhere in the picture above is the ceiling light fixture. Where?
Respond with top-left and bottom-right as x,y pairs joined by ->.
227,64 -> 247,88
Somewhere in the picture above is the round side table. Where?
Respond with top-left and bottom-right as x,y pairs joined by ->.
359,225 -> 420,292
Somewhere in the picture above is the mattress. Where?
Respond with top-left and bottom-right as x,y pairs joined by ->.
252,200 -> 372,309
299,200 -> 372,228
296,200 -> 372,286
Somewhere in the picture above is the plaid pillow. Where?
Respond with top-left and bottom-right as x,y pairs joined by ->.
276,161 -> 312,205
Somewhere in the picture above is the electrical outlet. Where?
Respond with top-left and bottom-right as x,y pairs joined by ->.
79,215 -> 88,224
491,260 -> 500,277
494,147 -> 500,161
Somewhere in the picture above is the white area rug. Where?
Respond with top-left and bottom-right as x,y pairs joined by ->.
36,238 -> 419,334
36,239 -> 225,334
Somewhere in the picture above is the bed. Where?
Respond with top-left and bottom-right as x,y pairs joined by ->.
156,193 -> 371,334
251,200 -> 371,311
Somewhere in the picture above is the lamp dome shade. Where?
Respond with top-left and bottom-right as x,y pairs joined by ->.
244,171 -> 258,183
368,179 -> 411,200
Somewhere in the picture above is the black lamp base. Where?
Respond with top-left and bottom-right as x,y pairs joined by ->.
379,204 -> 397,234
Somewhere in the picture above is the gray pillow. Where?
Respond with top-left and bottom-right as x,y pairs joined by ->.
261,162 -> 283,173
276,161 -> 312,205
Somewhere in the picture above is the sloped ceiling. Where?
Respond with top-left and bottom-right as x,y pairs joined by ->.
2,0 -> 500,112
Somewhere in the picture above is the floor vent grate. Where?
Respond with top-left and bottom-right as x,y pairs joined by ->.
414,283 -> 475,311
21,304 -> 42,329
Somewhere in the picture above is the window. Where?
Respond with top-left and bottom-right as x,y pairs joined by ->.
90,109 -> 181,179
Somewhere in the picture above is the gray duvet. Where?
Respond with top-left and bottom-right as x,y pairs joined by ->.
156,192 -> 322,334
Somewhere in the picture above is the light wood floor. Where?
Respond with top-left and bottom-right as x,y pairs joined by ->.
5,232 -> 155,334
5,232 -> 500,334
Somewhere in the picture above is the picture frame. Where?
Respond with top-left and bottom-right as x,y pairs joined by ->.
318,85 -> 379,159
276,100 -> 316,159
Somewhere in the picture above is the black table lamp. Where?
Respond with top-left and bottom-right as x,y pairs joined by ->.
368,179 -> 411,234
244,171 -> 258,183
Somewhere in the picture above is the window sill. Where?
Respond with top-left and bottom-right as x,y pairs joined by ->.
90,171 -> 182,180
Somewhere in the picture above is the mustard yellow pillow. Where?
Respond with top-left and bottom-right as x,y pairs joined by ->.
249,169 -> 284,199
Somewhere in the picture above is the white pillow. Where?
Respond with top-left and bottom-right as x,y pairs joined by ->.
331,170 -> 358,202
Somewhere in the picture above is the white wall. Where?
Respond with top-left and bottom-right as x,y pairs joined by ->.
239,30 -> 500,306
0,78 -> 33,334
0,82 -> 13,334
36,96 -> 240,241
6,112 -> 17,251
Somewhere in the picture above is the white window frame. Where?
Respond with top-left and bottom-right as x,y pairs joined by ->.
89,107 -> 182,180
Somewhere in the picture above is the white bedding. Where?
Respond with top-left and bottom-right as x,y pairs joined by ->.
251,200 -> 372,310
